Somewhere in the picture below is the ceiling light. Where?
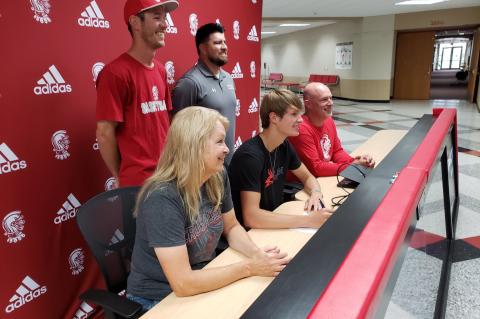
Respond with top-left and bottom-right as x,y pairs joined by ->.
279,23 -> 310,27
395,0 -> 448,5
261,31 -> 277,34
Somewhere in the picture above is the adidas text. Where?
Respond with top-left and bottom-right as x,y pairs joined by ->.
0,161 -> 27,175
54,194 -> 81,225
166,26 -> 177,33
54,209 -> 78,224
34,83 -> 72,95
247,26 -> 259,42
78,17 -> 110,28
165,13 -> 177,34
231,63 -> 244,79
5,286 -> 47,313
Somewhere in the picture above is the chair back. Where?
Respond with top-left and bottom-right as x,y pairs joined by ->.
269,72 -> 284,82
77,187 -> 140,294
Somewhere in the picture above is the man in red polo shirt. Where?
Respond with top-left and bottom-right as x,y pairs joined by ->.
96,0 -> 178,186
289,82 -> 375,177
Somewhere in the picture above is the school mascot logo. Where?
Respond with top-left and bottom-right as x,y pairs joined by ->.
69,248 -> 85,275
189,13 -> 198,36
233,21 -> 240,40
51,130 -> 70,160
30,0 -> 52,24
3,211 -> 26,244
92,62 -> 105,83
320,134 -> 332,161
165,61 -> 175,85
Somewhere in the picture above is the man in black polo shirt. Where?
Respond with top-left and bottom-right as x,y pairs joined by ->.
172,23 -> 237,164
229,89 -> 332,229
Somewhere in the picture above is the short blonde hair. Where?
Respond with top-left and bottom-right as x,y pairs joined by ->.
134,107 -> 229,221
260,89 -> 304,128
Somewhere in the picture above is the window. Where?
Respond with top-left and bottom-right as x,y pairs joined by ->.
433,37 -> 469,70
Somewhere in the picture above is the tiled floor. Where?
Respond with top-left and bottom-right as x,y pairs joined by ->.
332,99 -> 480,319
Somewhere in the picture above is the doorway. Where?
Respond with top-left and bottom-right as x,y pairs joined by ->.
430,30 -> 474,100
393,27 -> 479,102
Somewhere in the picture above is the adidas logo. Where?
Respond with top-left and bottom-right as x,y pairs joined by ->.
74,301 -> 95,319
78,0 -> 110,29
247,25 -> 259,42
231,62 -> 243,79
33,65 -> 72,95
5,276 -> 47,314
53,194 -> 81,225
165,13 -> 177,34
235,99 -> 241,117
234,137 -> 242,151
105,229 -> 125,256
110,229 -> 125,245
0,143 -> 27,175
248,98 -> 259,114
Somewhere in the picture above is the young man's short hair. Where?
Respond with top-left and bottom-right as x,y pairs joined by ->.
195,23 -> 225,55
127,12 -> 145,36
260,89 -> 304,128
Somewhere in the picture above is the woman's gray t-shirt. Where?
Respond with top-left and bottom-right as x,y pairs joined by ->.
127,173 -> 233,300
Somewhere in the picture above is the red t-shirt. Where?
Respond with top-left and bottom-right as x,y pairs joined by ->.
96,53 -> 172,186
289,115 -> 353,177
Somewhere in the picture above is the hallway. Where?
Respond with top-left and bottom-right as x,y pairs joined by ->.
430,70 -> 469,100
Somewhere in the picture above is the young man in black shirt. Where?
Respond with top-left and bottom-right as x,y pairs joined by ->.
229,89 -> 332,229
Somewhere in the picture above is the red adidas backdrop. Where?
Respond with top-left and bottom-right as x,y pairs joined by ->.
0,1 -> 262,318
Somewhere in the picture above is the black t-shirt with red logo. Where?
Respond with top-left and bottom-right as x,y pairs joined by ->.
228,135 -> 301,227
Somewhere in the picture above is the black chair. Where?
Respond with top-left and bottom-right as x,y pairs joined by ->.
283,181 -> 304,202
76,186 -> 143,319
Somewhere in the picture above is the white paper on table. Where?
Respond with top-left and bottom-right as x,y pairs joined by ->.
290,212 -> 318,234
290,227 -> 318,234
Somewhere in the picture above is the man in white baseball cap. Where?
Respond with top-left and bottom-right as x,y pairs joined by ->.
95,0 -> 179,188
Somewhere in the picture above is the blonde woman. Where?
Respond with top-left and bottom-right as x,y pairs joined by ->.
126,107 -> 290,312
